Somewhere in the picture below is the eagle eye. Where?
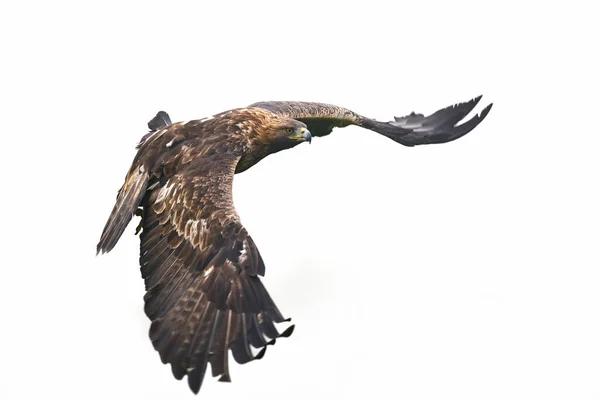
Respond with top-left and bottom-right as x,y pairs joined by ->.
285,127 -> 295,135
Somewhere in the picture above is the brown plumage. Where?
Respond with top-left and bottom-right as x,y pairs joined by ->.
97,96 -> 492,394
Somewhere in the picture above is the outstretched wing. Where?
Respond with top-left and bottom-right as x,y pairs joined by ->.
139,152 -> 293,394
249,96 -> 492,146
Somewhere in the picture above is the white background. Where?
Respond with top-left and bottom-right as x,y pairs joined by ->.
1,1 -> 599,399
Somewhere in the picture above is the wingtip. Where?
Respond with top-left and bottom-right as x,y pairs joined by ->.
254,346 -> 267,360
280,324 -> 295,338
187,367 -> 204,395
479,102 -> 493,119
460,95 -> 492,122
189,384 -> 200,395
463,95 -> 482,109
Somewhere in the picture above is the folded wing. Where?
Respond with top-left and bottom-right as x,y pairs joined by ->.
97,161 -> 149,254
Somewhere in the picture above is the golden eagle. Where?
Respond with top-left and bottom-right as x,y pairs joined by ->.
97,96 -> 492,394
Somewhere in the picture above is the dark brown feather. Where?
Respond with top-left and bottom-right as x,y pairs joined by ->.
97,96 -> 492,394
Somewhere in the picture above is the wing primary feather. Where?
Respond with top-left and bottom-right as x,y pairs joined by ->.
170,290 -> 206,380
154,267 -> 192,319
360,96 -> 492,146
182,302 -> 213,393
143,252 -> 179,290
188,309 -> 222,394
258,313 -> 280,339
216,310 -> 233,382
249,315 -> 269,347
280,324 -> 295,338
405,95 -> 482,129
185,300 -> 213,359
144,258 -> 188,319
141,231 -> 171,266
230,313 -> 254,364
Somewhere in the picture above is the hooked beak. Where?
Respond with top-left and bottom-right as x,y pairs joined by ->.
301,127 -> 312,144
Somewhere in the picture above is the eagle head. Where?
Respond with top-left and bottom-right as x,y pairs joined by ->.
234,110 -> 313,173
250,112 -> 311,153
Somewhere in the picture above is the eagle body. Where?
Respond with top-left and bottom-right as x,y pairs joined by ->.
97,97 -> 492,394
136,107 -> 306,176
